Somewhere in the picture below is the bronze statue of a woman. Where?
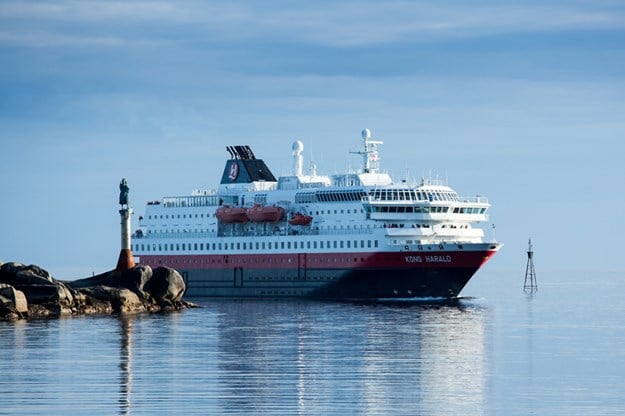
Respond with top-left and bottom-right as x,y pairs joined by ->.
119,178 -> 129,207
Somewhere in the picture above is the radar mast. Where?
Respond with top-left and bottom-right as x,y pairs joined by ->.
351,128 -> 383,173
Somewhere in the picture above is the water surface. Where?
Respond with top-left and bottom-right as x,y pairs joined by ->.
2,277 -> 624,415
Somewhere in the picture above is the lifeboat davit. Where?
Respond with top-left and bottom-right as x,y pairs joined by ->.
246,204 -> 284,222
216,205 -> 248,223
288,212 -> 313,226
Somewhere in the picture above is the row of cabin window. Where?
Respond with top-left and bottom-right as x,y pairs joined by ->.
369,206 -> 449,213
144,222 -> 382,236
161,195 -> 220,208
315,208 -> 364,215
370,189 -> 459,202
147,213 -> 210,220
367,206 -> 486,214
135,239 -> 379,252
147,208 -> 366,222
295,190 -> 367,204
154,257 -> 371,267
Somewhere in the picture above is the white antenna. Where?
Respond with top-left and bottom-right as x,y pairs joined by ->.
350,128 -> 383,173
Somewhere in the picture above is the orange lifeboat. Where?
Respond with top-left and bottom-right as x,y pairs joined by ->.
288,212 -> 313,226
216,205 -> 248,223
246,204 -> 284,222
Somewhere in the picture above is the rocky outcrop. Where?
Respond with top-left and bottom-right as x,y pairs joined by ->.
0,262 -> 195,321
1,283 -> 29,320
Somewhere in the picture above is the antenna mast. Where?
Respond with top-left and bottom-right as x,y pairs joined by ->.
350,128 -> 383,173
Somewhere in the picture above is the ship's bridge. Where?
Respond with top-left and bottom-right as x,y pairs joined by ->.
367,185 -> 460,203
361,184 -> 490,223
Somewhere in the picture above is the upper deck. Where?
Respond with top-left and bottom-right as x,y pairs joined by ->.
133,129 -> 495,247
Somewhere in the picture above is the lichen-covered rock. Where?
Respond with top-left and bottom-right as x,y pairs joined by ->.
81,286 -> 146,313
0,284 -> 28,315
1,287 -> 27,321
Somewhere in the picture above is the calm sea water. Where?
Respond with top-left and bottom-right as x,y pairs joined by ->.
1,274 -> 624,415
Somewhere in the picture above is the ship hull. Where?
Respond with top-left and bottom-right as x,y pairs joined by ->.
139,247 -> 498,299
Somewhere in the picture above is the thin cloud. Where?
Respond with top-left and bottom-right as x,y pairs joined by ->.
0,1 -> 623,48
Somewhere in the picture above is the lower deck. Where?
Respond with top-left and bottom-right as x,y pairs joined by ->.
179,266 -> 480,299
139,246 -> 499,299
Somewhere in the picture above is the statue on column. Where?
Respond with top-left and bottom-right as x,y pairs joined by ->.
119,178 -> 129,208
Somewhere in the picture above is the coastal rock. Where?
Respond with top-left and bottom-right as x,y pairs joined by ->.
118,264 -> 153,298
1,261 -> 193,322
0,262 -> 54,286
14,282 -> 75,306
0,284 -> 28,319
68,265 -> 153,296
145,267 -> 186,305
81,286 -> 146,313
0,262 -> 74,307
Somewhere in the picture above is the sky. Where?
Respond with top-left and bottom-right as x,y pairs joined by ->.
1,0 -> 624,286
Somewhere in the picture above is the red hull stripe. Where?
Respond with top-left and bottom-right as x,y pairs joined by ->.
139,250 -> 497,271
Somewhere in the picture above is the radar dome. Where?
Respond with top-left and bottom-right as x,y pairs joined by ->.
361,128 -> 372,140
292,140 -> 304,152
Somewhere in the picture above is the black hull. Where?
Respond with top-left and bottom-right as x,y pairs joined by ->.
179,266 -> 480,299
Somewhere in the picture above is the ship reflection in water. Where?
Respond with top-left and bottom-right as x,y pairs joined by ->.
210,300 -> 489,415
0,300 -> 490,415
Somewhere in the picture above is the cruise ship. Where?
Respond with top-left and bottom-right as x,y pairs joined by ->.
132,129 -> 501,299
